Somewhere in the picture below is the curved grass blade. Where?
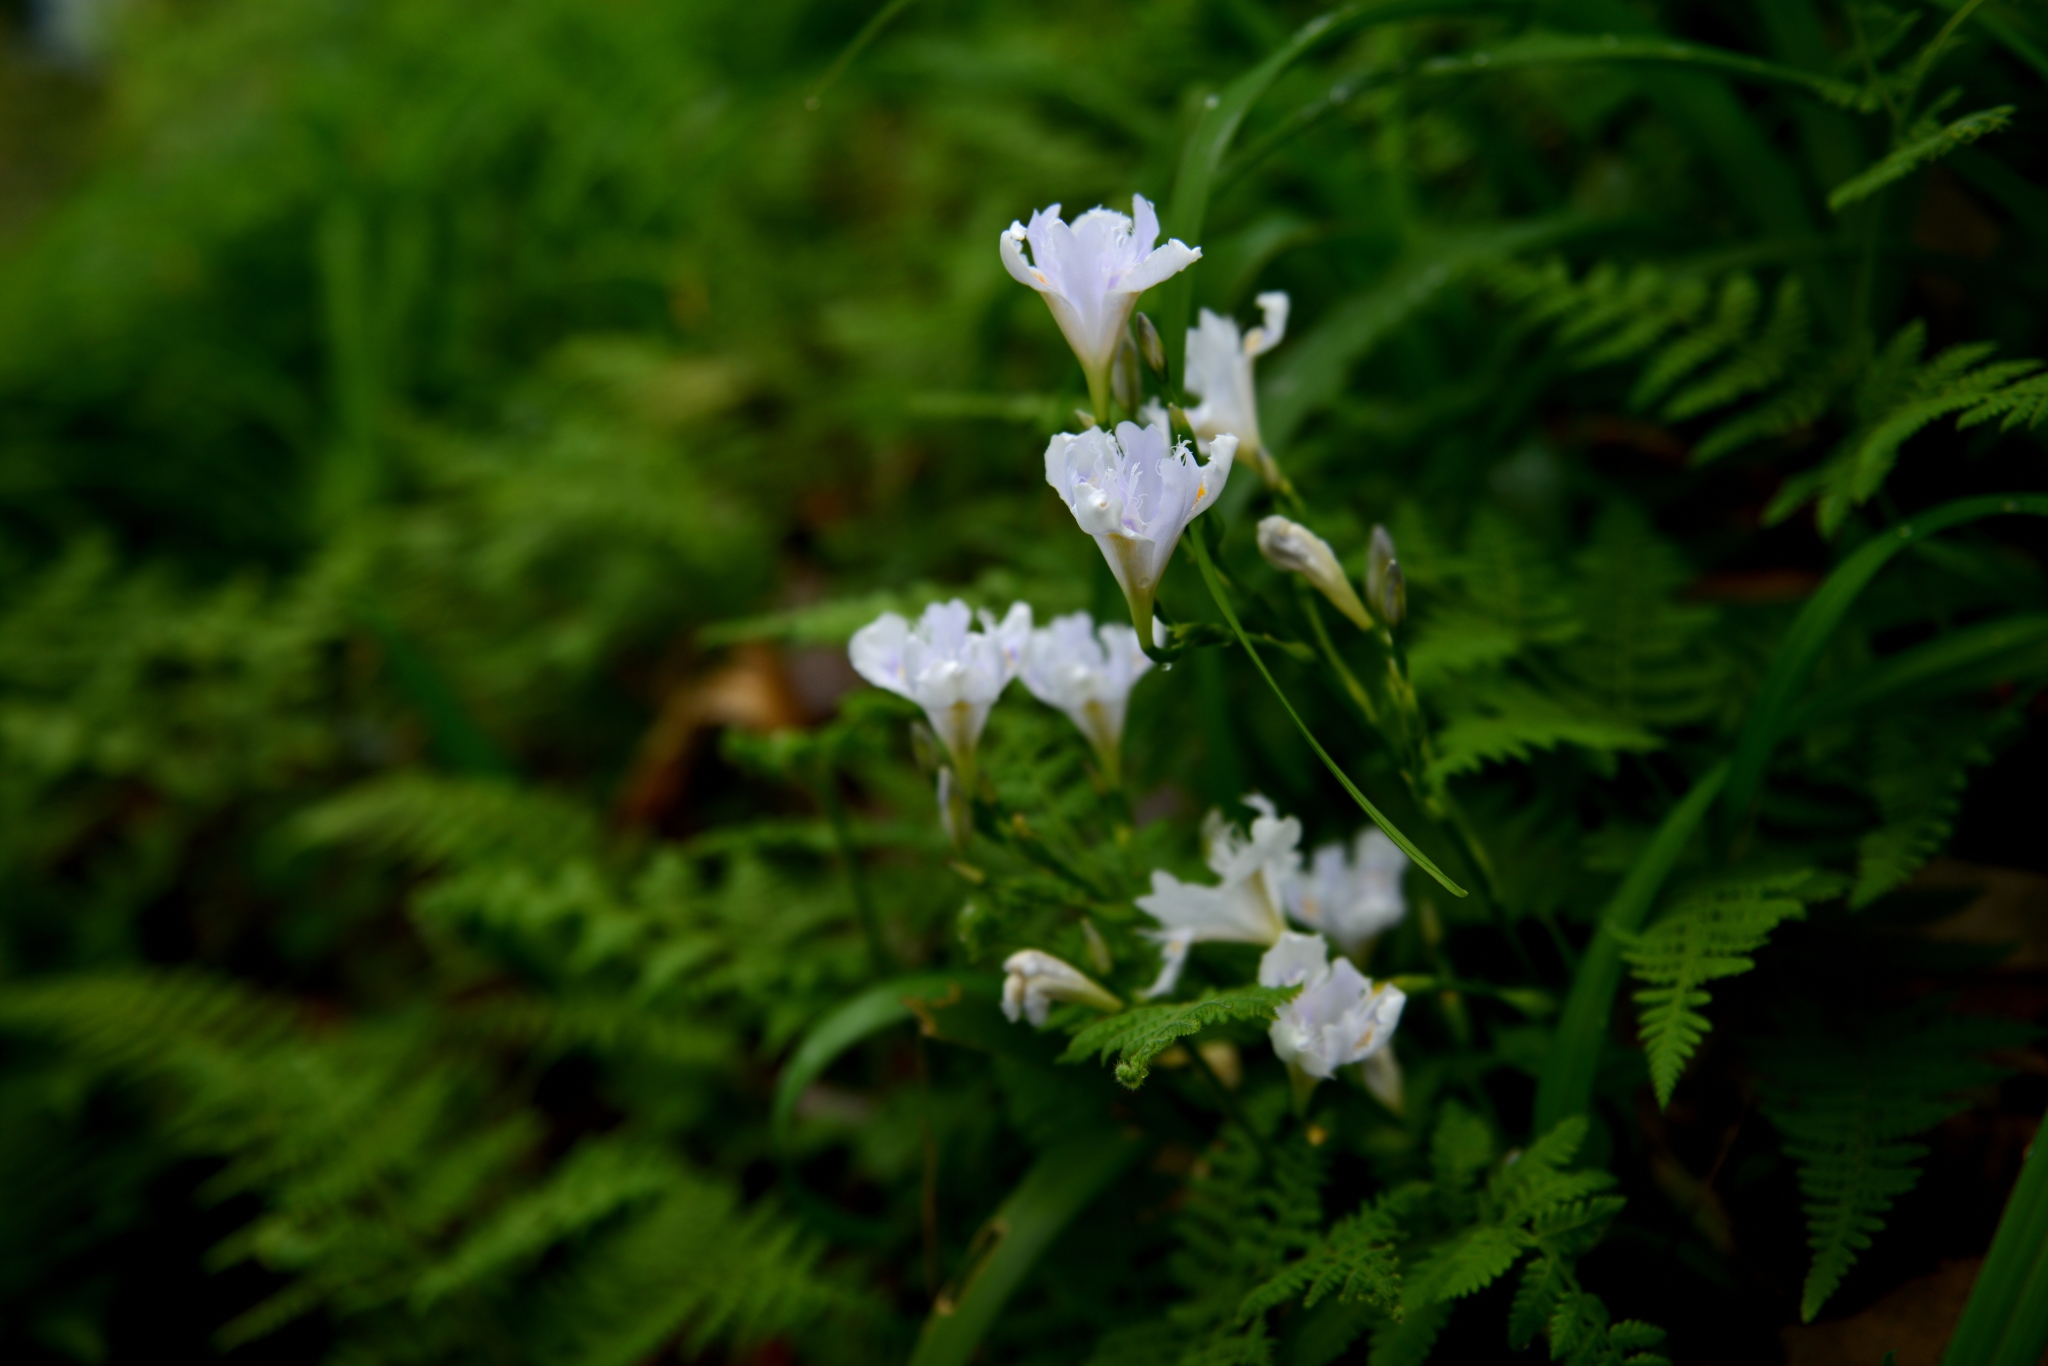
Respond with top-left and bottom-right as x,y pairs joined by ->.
1721,494 -> 2048,832
1185,532 -> 1465,897
908,1127 -> 1144,1366
772,972 -> 998,1240
1259,216 -> 1583,451
1788,612 -> 2048,731
1943,1104 -> 2048,1366
803,0 -> 924,109
1154,0 -> 1510,382
1413,32 -> 1860,105
1532,762 -> 1727,1133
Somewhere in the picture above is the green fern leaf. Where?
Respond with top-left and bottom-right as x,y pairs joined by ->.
1621,874 -> 1811,1107
412,1137 -> 676,1308
1853,713 -> 2010,908
1509,1256 -> 1567,1350
1827,105 -> 2015,211
1411,1222 -> 1524,1301
1631,273 -> 1758,410
1757,1005 -> 2036,1321
1428,681 -> 1661,786
1367,1298 -> 1451,1366
1061,986 -> 1295,1088
1662,277 -> 1809,421
1957,371 -> 2048,430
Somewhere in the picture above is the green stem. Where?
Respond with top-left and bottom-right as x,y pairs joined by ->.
1299,589 -> 1381,725
819,751 -> 894,976
1185,532 -> 1466,898
1187,1043 -> 1274,1168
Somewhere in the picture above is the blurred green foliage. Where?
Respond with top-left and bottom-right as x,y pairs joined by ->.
0,1 -> 2044,1363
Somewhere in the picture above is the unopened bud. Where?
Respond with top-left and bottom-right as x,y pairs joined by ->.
1074,407 -> 1098,429
1002,949 -> 1123,1027
1366,525 -> 1405,627
1257,516 -> 1373,630
1134,313 -> 1167,373
1112,331 -> 1143,416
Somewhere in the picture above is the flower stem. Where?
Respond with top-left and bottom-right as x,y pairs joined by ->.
1188,1043 -> 1274,1168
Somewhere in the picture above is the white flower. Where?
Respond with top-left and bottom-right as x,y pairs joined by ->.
1184,292 -> 1288,484
1018,612 -> 1153,780
1258,932 -> 1406,1082
849,600 -> 1032,779
1002,949 -> 1123,1028
1136,795 -> 1300,997
1256,516 -> 1372,630
1045,420 -> 1235,642
1001,196 -> 1202,407
1283,828 -> 1410,961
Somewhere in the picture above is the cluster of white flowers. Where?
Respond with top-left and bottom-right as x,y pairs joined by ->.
1129,792 -> 1414,1102
849,598 -> 1160,842
845,190 -> 1410,1109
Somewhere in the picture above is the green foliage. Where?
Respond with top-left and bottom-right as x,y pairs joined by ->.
1494,262 -> 2047,533
1620,870 -> 1819,1106
1828,105 -> 2015,211
1852,710 -> 2013,907
1062,986 -> 1297,1088
1757,1004 -> 2037,1322
2,0 -> 2044,1361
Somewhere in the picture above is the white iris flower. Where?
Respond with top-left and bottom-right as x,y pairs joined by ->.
849,599 -> 1032,785
1257,931 -> 1406,1094
1184,292 -> 1288,486
1002,949 -> 1123,1028
1136,796 -> 1300,998
1018,611 -> 1153,783
1283,827 -> 1410,962
1045,420 -> 1235,643
1001,195 -> 1202,418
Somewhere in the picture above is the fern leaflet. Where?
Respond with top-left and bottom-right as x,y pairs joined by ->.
1622,872 -> 1814,1107
1062,986 -> 1295,1088
1757,1004 -> 2036,1321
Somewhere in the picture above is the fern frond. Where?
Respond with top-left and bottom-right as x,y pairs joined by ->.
1631,273 -> 1758,411
1562,505 -> 1722,727
1757,1005 -> 2035,1321
289,772 -> 604,869
1827,105 -> 2014,211
1367,1298 -> 1451,1366
1957,371 -> 2048,430
1239,1201 -> 1403,1320
1427,680 -> 1661,786
1853,712 -> 2011,908
1662,277 -> 1811,421
1622,873 -> 1812,1107
412,1137 -> 675,1308
529,1176 -> 839,1363
1061,986 -> 1295,1088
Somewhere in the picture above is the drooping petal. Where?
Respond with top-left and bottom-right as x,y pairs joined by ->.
1259,931 -> 1332,990
848,612 -> 913,698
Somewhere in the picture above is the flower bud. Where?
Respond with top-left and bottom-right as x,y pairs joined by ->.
1134,312 -> 1167,373
1001,949 -> 1123,1027
1366,525 -> 1405,627
1111,330 -> 1143,416
1256,516 -> 1373,630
